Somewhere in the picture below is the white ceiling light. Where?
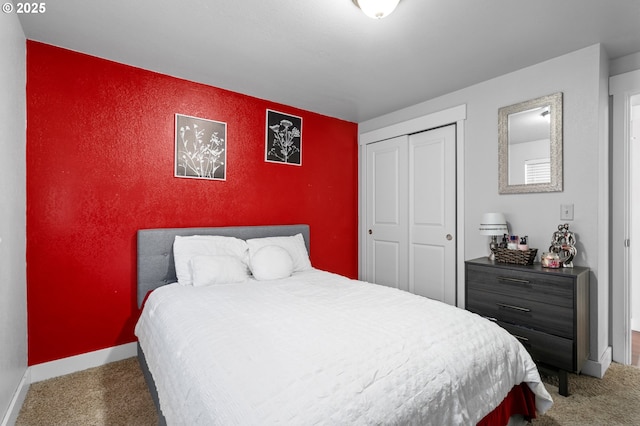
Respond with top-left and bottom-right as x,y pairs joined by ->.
354,0 -> 400,19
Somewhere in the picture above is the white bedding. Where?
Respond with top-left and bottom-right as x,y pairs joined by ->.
135,269 -> 552,425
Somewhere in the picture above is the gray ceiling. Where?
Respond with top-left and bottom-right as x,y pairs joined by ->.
17,0 -> 640,122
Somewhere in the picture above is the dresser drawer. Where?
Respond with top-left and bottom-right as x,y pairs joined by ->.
499,322 -> 574,372
465,258 -> 590,392
467,288 -> 573,338
466,264 -> 574,308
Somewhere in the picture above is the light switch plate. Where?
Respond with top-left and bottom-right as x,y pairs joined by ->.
561,204 -> 574,220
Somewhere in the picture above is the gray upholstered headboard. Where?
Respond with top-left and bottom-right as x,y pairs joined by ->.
137,224 -> 310,308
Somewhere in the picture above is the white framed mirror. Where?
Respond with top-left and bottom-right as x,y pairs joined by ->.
498,92 -> 563,194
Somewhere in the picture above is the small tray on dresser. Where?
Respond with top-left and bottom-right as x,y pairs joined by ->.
494,248 -> 538,265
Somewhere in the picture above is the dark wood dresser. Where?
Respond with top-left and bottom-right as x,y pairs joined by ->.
465,257 -> 590,396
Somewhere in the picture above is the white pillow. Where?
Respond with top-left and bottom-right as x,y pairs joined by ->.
246,233 -> 311,272
250,245 -> 294,281
173,235 -> 249,285
190,255 -> 249,286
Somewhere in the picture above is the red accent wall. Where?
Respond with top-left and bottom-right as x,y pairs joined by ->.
26,41 -> 359,365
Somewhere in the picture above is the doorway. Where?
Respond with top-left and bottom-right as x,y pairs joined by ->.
611,70 -> 640,364
630,95 -> 640,358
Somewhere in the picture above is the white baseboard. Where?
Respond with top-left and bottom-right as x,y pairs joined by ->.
581,346 -> 612,378
2,343 -> 137,425
30,342 -> 137,383
1,368 -> 30,426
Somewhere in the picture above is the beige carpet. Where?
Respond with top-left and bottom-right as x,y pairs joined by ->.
532,362 -> 640,426
16,358 -> 640,425
16,357 -> 157,426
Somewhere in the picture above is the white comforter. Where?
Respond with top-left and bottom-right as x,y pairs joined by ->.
135,269 -> 552,425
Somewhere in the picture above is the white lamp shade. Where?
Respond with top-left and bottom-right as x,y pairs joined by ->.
479,213 -> 508,236
356,0 -> 400,19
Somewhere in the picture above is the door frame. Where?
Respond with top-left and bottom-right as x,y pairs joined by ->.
611,70 -> 640,364
358,104 -> 467,306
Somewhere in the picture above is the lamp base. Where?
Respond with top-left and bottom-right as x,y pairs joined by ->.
488,236 -> 498,261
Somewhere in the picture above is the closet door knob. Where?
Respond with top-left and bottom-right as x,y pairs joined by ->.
446,234 -> 453,241
368,229 -> 373,235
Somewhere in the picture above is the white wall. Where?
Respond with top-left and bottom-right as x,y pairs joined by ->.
0,11 -> 27,425
359,44 -> 610,371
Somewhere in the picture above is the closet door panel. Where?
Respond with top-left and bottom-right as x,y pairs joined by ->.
365,136 -> 409,291
411,244 -> 446,300
409,125 -> 456,304
372,240 -> 401,289
412,139 -> 444,225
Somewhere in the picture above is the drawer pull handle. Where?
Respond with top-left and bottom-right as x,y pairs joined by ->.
496,302 -> 531,313
497,276 -> 530,285
513,334 -> 529,342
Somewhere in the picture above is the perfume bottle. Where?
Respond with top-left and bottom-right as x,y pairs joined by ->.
518,236 -> 529,251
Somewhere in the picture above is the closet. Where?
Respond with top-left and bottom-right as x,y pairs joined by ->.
363,124 -> 456,304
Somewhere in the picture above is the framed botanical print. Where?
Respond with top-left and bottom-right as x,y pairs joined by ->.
175,114 -> 227,180
265,109 -> 302,166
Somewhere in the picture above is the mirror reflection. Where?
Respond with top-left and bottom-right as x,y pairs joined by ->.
508,106 -> 551,185
498,92 -> 563,194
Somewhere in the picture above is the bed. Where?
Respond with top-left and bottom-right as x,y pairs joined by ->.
134,224 -> 553,425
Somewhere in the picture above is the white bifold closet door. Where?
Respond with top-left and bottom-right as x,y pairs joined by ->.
365,124 -> 456,305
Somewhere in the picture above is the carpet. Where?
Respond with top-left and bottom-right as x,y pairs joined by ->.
16,357 -> 157,426
15,358 -> 640,425
532,362 -> 640,426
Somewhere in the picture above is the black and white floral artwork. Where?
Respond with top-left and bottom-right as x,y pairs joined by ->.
175,114 -> 226,180
265,109 -> 302,166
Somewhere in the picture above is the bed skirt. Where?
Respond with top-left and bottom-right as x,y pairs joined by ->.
478,383 -> 537,425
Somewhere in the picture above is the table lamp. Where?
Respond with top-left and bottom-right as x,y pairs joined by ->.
479,213 -> 508,260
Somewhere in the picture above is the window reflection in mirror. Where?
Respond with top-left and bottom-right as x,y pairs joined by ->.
498,92 -> 563,194
508,106 -> 551,185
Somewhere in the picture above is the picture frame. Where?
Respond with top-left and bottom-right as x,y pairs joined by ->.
265,109 -> 302,166
175,114 -> 227,180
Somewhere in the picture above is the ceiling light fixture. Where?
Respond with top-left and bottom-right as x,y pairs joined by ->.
353,0 -> 400,19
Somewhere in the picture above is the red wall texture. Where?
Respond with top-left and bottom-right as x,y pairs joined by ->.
26,41 -> 359,365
